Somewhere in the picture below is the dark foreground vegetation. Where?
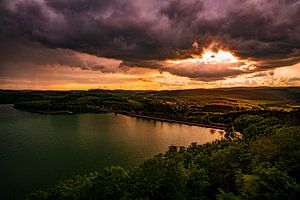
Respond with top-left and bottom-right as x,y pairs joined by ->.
1,87 -> 300,199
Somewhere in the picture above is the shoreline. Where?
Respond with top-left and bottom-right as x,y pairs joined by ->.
12,105 -> 228,130
117,112 -> 228,130
14,108 -> 74,114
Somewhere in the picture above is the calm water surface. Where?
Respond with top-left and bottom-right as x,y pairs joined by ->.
0,104 -> 225,199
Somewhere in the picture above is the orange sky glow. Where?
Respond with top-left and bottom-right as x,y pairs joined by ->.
0,40 -> 299,91
1,47 -> 300,90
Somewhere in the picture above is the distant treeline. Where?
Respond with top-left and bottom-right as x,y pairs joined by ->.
0,88 -> 299,128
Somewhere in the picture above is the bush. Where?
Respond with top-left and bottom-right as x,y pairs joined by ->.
233,115 -> 264,132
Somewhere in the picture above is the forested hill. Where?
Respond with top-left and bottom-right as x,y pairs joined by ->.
148,87 -> 300,101
1,87 -> 300,103
1,87 -> 300,127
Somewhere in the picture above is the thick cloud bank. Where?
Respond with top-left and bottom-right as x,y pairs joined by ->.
1,0 -> 300,81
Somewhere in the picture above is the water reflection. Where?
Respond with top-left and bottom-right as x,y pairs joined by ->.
0,106 -> 226,200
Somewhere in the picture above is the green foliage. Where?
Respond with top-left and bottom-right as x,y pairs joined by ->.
86,167 -> 128,200
233,115 -> 264,132
185,166 -> 210,200
250,126 -> 300,180
243,117 -> 280,139
235,167 -> 299,200
126,152 -> 187,200
26,191 -> 49,200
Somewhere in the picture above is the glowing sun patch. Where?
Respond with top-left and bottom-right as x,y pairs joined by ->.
199,50 -> 239,64
166,50 -> 239,64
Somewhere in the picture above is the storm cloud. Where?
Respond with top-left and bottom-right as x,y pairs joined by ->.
1,0 -> 300,81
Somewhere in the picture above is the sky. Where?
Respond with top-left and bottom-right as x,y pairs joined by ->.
0,0 -> 300,90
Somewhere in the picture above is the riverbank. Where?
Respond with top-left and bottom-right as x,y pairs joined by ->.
13,105 -> 109,115
14,108 -> 74,114
117,111 -> 228,130
12,105 -> 228,130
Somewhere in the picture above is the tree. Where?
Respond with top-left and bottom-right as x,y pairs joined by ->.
86,166 -> 128,200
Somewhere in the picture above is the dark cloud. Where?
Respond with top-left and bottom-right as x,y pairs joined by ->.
289,77 -> 300,82
0,0 -> 300,81
0,39 -> 122,74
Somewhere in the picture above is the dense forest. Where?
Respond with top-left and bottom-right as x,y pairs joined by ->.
1,87 -> 300,199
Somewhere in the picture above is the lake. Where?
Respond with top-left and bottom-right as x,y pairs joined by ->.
0,104 -> 225,199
